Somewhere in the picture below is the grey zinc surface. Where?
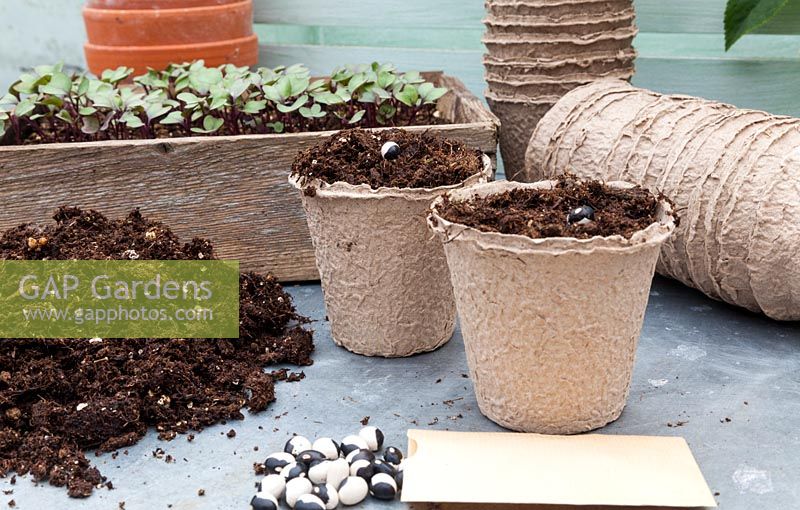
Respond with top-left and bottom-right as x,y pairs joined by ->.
1,277 -> 798,510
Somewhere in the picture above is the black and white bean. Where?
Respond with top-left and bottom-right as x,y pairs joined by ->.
265,452 -> 296,474
308,459 -> 330,484
258,474 -> 286,499
312,437 -> 340,460
294,494 -> 326,510
349,459 -> 374,480
326,458 -> 350,489
297,450 -> 327,465
338,476 -> 369,506
281,461 -> 308,481
285,435 -> 313,456
250,491 -> 280,510
383,446 -> 403,465
313,483 -> 339,510
285,477 -> 313,508
340,435 -> 369,457
369,473 -> 398,500
358,426 -> 384,452
345,448 -> 375,465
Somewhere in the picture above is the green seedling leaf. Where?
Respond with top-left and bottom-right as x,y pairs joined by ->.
55,109 -> 74,123
209,94 -> 229,111
79,106 -> 97,116
14,99 -> 36,118
160,111 -> 185,125
77,77 -> 90,96
81,115 -> 100,134
266,121 -> 285,133
177,92 -> 202,106
348,110 -> 365,124
189,67 -> 223,94
312,91 -> 344,105
347,73 -> 369,94
299,103 -> 326,119
289,75 -> 310,96
396,85 -> 420,107
262,84 -> 284,103
0,94 -> 18,113
229,78 -> 249,100
242,100 -> 267,114
120,111 -> 144,129
276,94 -> 308,113
724,0 -> 790,50
101,67 -> 133,85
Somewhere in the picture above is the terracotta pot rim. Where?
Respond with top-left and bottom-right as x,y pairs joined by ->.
85,0 -> 242,9
85,34 -> 257,52
83,0 -> 250,16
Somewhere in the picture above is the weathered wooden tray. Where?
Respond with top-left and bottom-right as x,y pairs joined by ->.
0,73 -> 499,281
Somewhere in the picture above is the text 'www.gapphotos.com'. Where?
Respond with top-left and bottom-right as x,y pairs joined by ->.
21,305 -> 214,325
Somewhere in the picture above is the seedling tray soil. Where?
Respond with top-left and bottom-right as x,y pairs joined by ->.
0,207 -> 314,497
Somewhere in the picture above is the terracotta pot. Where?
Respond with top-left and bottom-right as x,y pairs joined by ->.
289,156 -> 493,358
86,0 -> 240,8
82,0 -> 258,75
428,180 -> 676,433
84,1 -> 253,46
84,35 -> 259,76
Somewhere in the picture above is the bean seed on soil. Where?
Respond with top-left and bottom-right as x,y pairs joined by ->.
568,205 -> 596,225
295,494 -> 326,510
285,477 -> 314,508
285,436 -> 313,456
338,476 -> 369,506
381,141 -> 401,161
251,492 -> 280,510
358,426 -> 384,451
369,473 -> 398,500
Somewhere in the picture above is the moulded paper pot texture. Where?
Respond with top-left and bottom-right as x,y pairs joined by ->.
290,155 -> 493,358
486,0 -> 634,18
483,9 -> 635,37
526,78 -> 800,320
482,27 -> 638,60
428,180 -> 676,434
482,49 -> 637,79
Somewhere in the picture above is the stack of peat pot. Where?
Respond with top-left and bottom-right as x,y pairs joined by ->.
483,0 -> 638,179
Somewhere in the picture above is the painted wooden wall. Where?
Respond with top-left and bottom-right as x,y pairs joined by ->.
2,0 -> 800,117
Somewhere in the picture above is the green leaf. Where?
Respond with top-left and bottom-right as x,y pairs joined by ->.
266,121 -> 285,133
177,92 -> 202,106
160,111 -> 185,125
396,85 -> 420,107
725,0 -> 790,50
120,111 -> 144,128
262,85 -> 284,103
312,91 -> 344,106
79,106 -> 97,116
145,103 -> 171,121
348,110 -> 365,124
229,78 -> 249,99
276,94 -> 308,113
242,100 -> 267,114
0,94 -> 18,113
14,99 -> 36,118
209,94 -> 229,111
419,83 -> 448,104
81,115 -> 100,134
347,73 -> 369,94
191,115 -> 224,134
0,117 -> 6,139
299,103 -> 326,119
55,110 -> 74,123
77,77 -> 90,96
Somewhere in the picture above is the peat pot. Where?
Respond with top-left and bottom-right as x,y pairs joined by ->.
291,156 -> 493,358
428,180 -> 676,433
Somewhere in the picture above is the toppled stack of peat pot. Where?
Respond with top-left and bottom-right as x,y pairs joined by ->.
483,0 -> 637,180
526,78 -> 800,320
